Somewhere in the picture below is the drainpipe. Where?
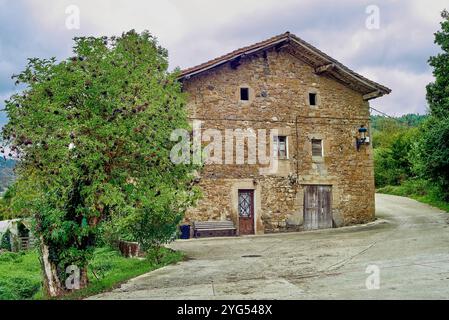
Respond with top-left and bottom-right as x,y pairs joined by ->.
294,114 -> 301,230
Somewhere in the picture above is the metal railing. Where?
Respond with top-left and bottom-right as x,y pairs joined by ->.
18,237 -> 36,251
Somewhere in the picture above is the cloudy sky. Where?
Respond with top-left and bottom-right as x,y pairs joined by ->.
0,0 -> 447,126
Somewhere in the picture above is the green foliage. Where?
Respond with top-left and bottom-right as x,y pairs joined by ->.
409,11 -> 449,200
370,114 -> 426,149
61,246 -> 183,300
410,117 -> 449,200
397,114 -> 429,127
117,206 -> 182,252
0,229 -> 12,251
0,251 -> 22,263
0,250 -> 42,300
1,30 -> 198,294
372,116 -> 420,187
0,184 -> 23,220
374,148 -> 397,187
377,179 -> 449,213
0,247 -> 182,300
374,11 -> 449,209
371,114 -> 427,131
0,277 -> 41,300
103,190 -> 198,251
377,178 -> 430,197
426,9 -> 449,119
371,118 -> 404,149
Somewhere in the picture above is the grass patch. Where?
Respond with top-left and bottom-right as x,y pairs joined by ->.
377,179 -> 449,213
0,246 -> 183,300
0,250 -> 41,300
62,246 -> 182,300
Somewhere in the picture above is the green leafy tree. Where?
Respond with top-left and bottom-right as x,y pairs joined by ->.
374,127 -> 418,187
371,117 -> 405,149
398,114 -> 427,127
426,9 -> 449,119
1,30 -> 198,297
411,10 -> 449,200
410,118 -> 449,199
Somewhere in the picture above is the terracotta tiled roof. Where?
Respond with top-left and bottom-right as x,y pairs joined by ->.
179,32 -> 290,78
179,31 -> 391,99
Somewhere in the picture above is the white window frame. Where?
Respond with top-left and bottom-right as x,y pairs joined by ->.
273,135 -> 289,159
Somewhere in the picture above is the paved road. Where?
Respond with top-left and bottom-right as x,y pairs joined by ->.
90,194 -> 449,299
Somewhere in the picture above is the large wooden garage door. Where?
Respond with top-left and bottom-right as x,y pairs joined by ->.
304,185 -> 332,230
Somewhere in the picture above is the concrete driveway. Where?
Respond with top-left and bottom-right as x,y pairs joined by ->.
90,194 -> 449,299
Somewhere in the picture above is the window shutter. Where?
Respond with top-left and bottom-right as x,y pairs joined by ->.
273,136 -> 287,158
311,139 -> 322,157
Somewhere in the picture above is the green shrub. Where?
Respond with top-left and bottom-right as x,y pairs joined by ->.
373,127 -> 419,188
0,277 -> 40,300
377,179 -> 449,212
410,118 -> 449,200
89,250 -> 117,279
0,229 -> 12,251
0,246 -> 183,300
377,179 -> 431,197
0,251 -> 22,263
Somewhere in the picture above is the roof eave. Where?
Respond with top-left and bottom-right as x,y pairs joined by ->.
178,32 -> 392,98
288,36 -> 391,97
178,35 -> 290,80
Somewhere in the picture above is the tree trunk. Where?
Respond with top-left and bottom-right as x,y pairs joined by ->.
40,237 -> 89,297
40,239 -> 65,297
79,267 -> 89,289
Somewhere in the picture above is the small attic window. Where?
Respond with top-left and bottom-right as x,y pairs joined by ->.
309,93 -> 317,106
240,87 -> 249,101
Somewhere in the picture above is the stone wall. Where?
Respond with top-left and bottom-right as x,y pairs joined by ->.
182,46 -> 375,234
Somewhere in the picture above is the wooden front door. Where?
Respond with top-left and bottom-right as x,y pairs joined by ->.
304,185 -> 332,230
238,189 -> 255,235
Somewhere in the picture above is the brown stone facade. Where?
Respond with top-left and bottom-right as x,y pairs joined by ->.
180,39 -> 384,235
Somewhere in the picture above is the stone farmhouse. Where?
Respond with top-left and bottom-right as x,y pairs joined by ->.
179,32 -> 390,235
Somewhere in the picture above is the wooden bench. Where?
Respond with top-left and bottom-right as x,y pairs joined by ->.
193,220 -> 236,238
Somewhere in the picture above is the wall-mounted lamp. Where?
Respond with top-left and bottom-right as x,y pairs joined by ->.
356,125 -> 369,151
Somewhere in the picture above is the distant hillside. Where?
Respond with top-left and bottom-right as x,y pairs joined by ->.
0,159 -> 16,193
371,113 -> 428,130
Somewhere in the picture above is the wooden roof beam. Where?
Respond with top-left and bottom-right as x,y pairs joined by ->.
274,39 -> 290,52
315,63 -> 335,74
363,90 -> 382,100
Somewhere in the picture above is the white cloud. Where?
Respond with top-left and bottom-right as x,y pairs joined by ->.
409,0 -> 447,25
360,66 -> 434,115
8,0 -> 449,117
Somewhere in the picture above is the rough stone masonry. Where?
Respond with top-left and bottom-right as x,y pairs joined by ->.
178,32 -> 391,235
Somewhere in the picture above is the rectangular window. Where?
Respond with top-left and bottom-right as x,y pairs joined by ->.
273,136 -> 288,158
309,93 -> 317,106
240,87 -> 249,101
311,139 -> 323,157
